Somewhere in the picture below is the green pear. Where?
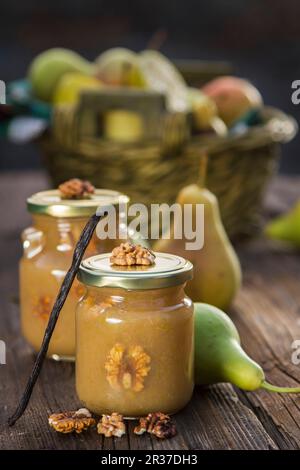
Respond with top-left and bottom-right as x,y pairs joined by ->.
265,200 -> 300,248
194,303 -> 300,393
154,184 -> 242,310
28,48 -> 94,102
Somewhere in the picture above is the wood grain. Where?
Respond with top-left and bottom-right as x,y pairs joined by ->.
0,171 -> 300,449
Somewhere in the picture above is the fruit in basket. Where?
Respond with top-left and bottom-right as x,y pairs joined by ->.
104,109 -> 144,143
188,88 -> 217,128
94,48 -> 145,87
208,117 -> 228,136
188,87 -> 227,136
153,182 -> 242,310
265,200 -> 300,248
28,48 -> 94,102
53,73 -> 102,105
202,76 -> 263,127
138,49 -> 189,112
194,303 -> 300,393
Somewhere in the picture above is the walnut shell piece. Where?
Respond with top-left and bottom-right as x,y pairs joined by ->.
48,408 -> 95,434
105,343 -> 151,392
97,413 -> 126,438
134,412 -> 177,439
110,242 -> 155,266
58,178 -> 95,199
33,295 -> 52,321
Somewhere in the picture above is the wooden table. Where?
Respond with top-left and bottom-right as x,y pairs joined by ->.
0,171 -> 300,450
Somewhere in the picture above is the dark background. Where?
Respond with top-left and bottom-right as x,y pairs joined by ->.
1,0 -> 300,174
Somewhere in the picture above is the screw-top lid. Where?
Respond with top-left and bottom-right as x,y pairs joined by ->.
27,189 -> 129,218
78,252 -> 193,290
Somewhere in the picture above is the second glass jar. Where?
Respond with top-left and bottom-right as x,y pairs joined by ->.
20,189 -> 128,360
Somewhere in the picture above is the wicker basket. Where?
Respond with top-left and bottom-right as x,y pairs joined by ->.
41,90 -> 297,240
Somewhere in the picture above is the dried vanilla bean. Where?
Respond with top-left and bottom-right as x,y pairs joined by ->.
8,212 -> 105,426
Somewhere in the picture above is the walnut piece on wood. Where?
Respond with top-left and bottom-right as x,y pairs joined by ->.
134,412 -> 177,439
97,412 -> 126,438
58,178 -> 95,199
110,242 -> 156,266
48,408 -> 95,434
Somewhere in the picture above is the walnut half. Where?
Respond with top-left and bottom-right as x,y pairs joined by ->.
110,243 -> 155,266
97,413 -> 126,438
105,343 -> 151,393
134,412 -> 177,439
48,408 -> 95,434
58,178 -> 95,199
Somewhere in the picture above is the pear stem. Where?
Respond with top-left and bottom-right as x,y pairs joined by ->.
261,380 -> 300,393
198,152 -> 208,188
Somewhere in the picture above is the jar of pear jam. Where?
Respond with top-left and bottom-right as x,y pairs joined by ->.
20,189 -> 128,360
76,253 -> 194,417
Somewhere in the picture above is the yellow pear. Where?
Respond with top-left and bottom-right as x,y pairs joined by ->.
94,48 -> 145,87
53,72 -> 102,105
153,184 -> 242,310
188,88 -> 217,129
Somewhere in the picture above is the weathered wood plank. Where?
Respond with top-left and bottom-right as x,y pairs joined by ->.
231,238 -> 300,450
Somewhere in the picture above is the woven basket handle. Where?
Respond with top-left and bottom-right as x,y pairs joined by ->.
51,89 -> 190,155
160,112 -> 190,156
78,89 -> 167,141
52,104 -> 80,149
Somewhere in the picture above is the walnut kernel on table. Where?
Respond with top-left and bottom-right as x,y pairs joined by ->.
97,413 -> 126,438
110,242 -> 156,266
58,178 -> 95,199
48,408 -> 95,434
134,412 -> 177,439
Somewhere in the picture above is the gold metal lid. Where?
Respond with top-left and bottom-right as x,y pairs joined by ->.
78,252 -> 193,290
27,189 -> 129,218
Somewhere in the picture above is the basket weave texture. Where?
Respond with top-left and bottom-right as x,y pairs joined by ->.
41,104 -> 297,239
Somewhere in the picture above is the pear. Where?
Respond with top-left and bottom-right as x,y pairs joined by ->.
194,303 -> 300,393
94,48 -> 145,87
188,88 -> 216,127
265,200 -> 300,248
28,48 -> 94,102
138,50 -> 189,112
153,184 -> 242,310
53,72 -> 102,105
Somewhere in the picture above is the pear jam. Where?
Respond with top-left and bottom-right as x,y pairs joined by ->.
76,249 -> 194,417
20,187 -> 128,360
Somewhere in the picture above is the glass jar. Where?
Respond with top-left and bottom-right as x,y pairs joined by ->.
76,253 -> 194,417
20,189 -> 129,361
